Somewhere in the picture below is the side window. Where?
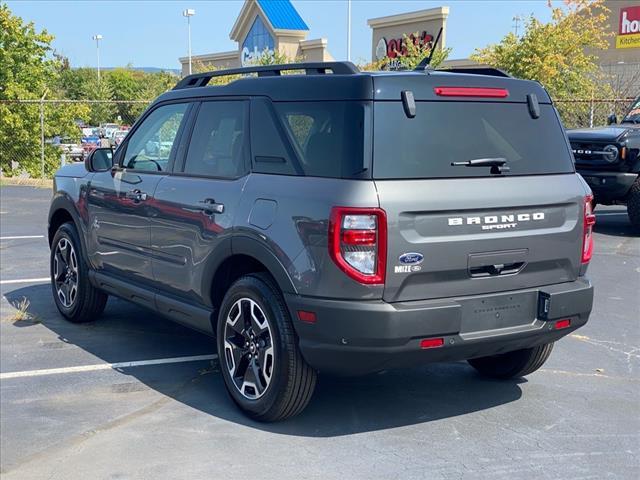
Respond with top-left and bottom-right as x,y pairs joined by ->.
250,98 -> 298,176
182,101 -> 248,178
123,103 -> 188,172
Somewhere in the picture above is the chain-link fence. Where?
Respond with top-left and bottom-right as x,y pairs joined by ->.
555,98 -> 635,130
0,100 -> 150,179
0,97 -> 636,179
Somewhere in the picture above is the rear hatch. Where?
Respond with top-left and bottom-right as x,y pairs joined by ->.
372,75 -> 586,303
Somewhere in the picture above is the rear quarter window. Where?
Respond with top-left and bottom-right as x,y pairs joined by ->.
373,101 -> 575,179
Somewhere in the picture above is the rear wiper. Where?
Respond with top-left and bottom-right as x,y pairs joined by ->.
451,157 -> 510,174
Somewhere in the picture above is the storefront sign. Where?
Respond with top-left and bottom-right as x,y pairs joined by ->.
375,31 -> 434,60
616,6 -> 640,49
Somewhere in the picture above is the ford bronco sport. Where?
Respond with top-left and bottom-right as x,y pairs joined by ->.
567,96 -> 640,228
48,61 -> 595,421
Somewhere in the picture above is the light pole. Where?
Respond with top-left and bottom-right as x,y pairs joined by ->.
92,34 -> 103,82
346,0 -> 351,62
183,9 -> 195,75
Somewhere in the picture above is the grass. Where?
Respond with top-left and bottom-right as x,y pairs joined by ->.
3,297 -> 40,324
0,177 -> 53,188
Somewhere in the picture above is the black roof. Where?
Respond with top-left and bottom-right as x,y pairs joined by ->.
157,61 -> 551,105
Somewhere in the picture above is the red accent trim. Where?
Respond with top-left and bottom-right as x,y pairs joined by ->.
329,207 -> 387,285
420,338 -> 445,349
554,319 -> 571,330
342,229 -> 376,246
582,195 -> 596,264
297,310 -> 317,324
434,87 -> 509,98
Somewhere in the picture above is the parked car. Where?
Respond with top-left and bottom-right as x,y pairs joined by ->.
48,61 -> 594,421
99,123 -> 119,139
567,96 -> 640,227
109,129 -> 129,147
54,137 -> 84,162
81,135 -> 101,159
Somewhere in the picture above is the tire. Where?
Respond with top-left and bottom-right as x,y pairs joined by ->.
216,273 -> 317,422
50,222 -> 107,323
627,178 -> 640,229
467,343 -> 554,379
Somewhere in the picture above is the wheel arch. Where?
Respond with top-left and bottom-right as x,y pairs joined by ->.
48,194 -> 91,265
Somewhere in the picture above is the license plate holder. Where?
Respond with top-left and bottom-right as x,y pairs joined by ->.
460,292 -> 537,333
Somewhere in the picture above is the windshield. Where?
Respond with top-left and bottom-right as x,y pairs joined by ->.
622,97 -> 640,124
373,101 -> 574,179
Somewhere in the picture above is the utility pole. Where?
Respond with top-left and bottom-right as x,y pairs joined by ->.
347,0 -> 352,61
92,34 -> 103,82
512,15 -> 523,37
183,9 -> 196,75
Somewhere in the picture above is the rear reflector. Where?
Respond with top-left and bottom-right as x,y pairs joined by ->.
582,194 -> 596,264
554,319 -> 571,330
297,310 -> 317,324
434,87 -> 509,98
420,338 -> 444,349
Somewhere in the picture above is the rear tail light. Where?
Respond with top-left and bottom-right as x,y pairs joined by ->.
329,207 -> 387,285
582,194 -> 596,264
420,337 -> 444,349
554,319 -> 571,330
434,87 -> 509,98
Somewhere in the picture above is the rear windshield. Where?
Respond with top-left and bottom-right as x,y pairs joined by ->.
373,101 -> 574,179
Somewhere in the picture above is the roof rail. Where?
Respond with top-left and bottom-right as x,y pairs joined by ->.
174,61 -> 360,90
436,67 -> 511,78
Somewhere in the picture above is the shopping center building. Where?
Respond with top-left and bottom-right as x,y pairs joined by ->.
179,0 -> 639,95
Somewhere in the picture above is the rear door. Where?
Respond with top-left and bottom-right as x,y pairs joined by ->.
150,100 -> 249,306
373,98 -> 586,303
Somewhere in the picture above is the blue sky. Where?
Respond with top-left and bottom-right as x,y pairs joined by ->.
7,0 -> 554,69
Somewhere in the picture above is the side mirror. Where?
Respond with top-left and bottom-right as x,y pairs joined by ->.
85,147 -> 113,172
607,114 -> 617,125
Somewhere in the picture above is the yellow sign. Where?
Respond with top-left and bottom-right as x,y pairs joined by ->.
616,33 -> 640,49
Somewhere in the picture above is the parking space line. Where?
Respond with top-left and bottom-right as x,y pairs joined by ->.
0,235 -> 45,240
0,277 -> 50,285
0,354 -> 218,380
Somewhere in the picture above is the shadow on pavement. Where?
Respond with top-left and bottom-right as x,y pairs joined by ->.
5,284 -> 524,438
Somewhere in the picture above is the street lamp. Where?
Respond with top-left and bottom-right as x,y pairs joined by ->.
183,9 -> 195,75
92,34 -> 103,82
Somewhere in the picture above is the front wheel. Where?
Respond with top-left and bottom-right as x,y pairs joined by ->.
217,273 -> 317,422
627,179 -> 640,228
467,343 -> 554,379
50,222 -> 108,323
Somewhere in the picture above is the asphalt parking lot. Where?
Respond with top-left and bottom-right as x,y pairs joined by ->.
0,184 -> 638,480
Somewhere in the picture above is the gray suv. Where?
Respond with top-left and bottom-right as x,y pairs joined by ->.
48,62 -> 595,421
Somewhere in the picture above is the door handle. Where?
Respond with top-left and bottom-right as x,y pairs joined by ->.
126,189 -> 148,202
199,198 -> 224,214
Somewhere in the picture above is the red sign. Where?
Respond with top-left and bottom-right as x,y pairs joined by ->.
385,31 -> 433,59
619,6 -> 640,35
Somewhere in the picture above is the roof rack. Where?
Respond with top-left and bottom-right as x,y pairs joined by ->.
436,67 -> 511,78
174,61 -> 360,90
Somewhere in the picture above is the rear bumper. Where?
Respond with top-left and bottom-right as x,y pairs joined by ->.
286,279 -> 593,375
578,171 -> 637,201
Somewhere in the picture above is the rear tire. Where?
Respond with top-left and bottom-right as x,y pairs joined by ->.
468,343 -> 554,379
627,178 -> 640,228
217,273 -> 317,422
50,222 -> 107,323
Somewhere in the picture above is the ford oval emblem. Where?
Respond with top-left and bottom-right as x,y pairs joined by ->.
399,252 -> 424,265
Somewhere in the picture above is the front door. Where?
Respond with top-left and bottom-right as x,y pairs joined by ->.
150,100 -> 250,305
86,102 -> 190,283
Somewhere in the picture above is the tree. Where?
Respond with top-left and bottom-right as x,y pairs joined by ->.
361,32 -> 450,71
471,0 -> 613,127
0,3 -> 87,177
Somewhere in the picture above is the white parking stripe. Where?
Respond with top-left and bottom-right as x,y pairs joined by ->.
0,354 -> 218,380
0,235 -> 45,240
0,277 -> 50,285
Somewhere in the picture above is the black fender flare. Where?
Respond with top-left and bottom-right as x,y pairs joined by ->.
48,192 -> 91,266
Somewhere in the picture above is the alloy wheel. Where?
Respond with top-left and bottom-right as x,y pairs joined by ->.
53,238 -> 78,308
223,298 -> 275,399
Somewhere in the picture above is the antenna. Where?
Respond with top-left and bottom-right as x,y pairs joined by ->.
414,27 -> 443,71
